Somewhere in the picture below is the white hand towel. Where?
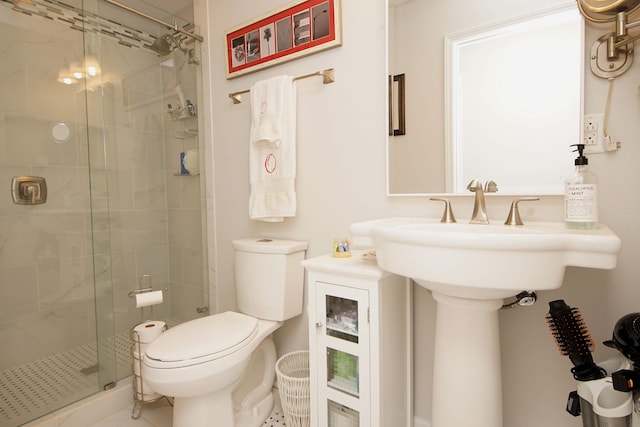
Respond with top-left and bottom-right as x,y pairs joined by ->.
249,75 -> 296,222
251,75 -> 291,147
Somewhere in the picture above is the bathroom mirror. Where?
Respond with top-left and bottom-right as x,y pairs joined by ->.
387,0 -> 584,195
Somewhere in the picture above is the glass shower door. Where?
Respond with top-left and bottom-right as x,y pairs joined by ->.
0,1 -> 114,424
84,78 -> 118,392
0,0 -> 208,424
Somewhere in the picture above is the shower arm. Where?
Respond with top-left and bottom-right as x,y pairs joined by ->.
165,33 -> 189,54
103,0 -> 204,43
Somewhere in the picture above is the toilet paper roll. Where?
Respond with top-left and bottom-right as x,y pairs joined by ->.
132,320 -> 166,344
135,290 -> 163,308
131,320 -> 166,401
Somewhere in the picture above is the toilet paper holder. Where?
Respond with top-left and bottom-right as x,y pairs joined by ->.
127,287 -> 168,298
127,273 -> 168,299
128,275 -> 168,320
130,321 -> 171,419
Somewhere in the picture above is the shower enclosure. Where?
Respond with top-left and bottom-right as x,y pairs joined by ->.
0,0 -> 208,425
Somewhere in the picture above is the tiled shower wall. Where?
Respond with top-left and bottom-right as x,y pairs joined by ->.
0,6 -> 206,373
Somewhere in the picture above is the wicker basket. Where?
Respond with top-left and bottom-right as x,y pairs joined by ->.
275,350 -> 310,427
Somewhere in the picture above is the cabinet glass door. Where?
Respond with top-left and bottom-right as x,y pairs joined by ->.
327,347 -> 359,396
325,292 -> 361,395
328,400 -> 360,427
315,282 -> 370,427
326,295 -> 359,343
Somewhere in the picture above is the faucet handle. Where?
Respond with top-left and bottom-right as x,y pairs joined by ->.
504,197 -> 540,226
484,180 -> 498,193
430,198 -> 457,223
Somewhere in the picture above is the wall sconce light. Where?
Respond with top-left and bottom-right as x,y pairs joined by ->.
84,54 -> 101,77
69,61 -> 85,80
578,0 -> 640,78
57,68 -> 77,85
57,54 -> 102,85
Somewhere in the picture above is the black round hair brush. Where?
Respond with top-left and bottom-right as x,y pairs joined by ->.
546,299 -> 606,381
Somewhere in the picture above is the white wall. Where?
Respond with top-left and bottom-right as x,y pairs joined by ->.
199,1 -> 640,425
204,0 -> 390,357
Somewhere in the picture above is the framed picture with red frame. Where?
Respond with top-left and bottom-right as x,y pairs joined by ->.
225,0 -> 342,79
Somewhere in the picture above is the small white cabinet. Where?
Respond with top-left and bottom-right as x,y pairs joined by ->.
302,252 -> 412,427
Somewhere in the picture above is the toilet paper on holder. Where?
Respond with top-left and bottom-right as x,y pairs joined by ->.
135,290 -> 163,308
128,288 -> 167,308
131,320 -> 167,403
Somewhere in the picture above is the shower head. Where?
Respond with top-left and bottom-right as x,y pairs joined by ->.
149,34 -> 200,65
187,48 -> 200,65
149,35 -> 173,56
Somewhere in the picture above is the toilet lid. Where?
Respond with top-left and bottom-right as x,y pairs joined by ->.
145,311 -> 258,365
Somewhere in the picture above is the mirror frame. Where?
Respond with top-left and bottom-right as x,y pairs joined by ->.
386,1 -> 585,197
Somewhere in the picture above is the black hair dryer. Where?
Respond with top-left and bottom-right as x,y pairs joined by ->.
605,313 -> 640,393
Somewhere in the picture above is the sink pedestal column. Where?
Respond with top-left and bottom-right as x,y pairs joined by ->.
431,292 -> 503,427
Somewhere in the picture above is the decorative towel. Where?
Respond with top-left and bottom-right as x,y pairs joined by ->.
249,75 -> 296,222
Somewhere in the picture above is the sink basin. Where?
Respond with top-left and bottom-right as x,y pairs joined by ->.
350,217 -> 621,299
350,217 -> 622,427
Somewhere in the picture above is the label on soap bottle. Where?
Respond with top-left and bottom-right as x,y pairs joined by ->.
564,183 -> 598,222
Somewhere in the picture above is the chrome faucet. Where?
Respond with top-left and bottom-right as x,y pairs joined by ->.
467,179 -> 498,224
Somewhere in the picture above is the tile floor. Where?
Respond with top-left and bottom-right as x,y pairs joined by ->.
2,320 -> 179,427
5,320 -> 290,427
90,397 -> 287,426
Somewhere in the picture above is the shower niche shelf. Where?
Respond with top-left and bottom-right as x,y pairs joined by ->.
173,172 -> 200,177
173,129 -> 198,139
167,104 -> 197,121
169,112 -> 197,121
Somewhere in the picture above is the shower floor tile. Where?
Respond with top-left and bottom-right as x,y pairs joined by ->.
2,317 -> 290,427
0,320 -> 179,427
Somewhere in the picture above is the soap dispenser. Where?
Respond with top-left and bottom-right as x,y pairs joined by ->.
564,144 -> 598,229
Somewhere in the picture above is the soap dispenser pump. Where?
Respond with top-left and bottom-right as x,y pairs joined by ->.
564,144 -> 599,229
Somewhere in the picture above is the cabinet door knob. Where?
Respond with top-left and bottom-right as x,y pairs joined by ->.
315,322 -> 323,328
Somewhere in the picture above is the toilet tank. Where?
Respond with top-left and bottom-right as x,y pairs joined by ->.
232,238 -> 308,321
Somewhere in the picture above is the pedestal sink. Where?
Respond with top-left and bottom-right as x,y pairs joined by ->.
350,217 -> 622,427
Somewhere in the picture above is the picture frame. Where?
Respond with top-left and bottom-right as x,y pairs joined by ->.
225,0 -> 342,79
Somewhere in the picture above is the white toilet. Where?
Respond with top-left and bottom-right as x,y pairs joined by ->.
142,238 -> 308,427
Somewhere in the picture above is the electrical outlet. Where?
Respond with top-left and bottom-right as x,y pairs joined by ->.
583,114 -> 604,154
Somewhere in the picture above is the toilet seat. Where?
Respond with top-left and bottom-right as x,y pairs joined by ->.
144,311 -> 258,369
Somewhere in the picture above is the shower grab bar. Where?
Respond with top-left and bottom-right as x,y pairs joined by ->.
102,0 -> 204,43
228,68 -> 335,104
